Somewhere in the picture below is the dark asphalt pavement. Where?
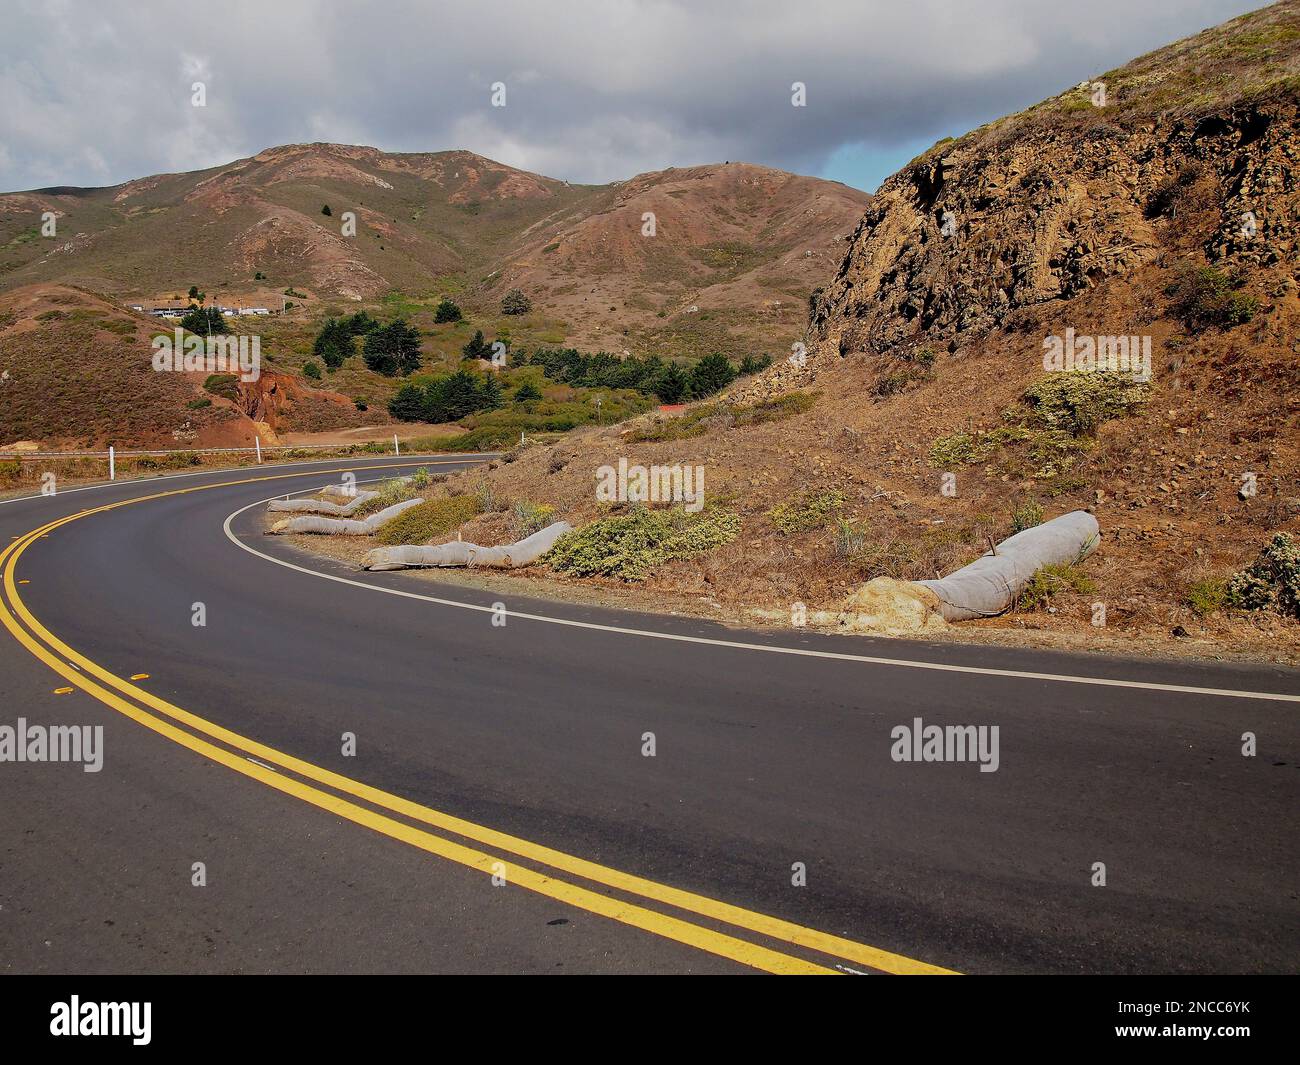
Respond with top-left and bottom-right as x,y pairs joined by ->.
1,456 -> 1297,974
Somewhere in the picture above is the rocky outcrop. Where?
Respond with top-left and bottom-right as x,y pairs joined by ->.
812,94 -> 1300,358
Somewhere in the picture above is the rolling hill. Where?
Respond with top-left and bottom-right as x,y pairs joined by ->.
0,146 -> 868,355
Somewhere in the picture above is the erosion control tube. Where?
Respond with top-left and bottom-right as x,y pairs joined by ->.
268,497 -> 423,535
267,489 -> 379,516
364,521 -> 573,570
915,509 -> 1101,622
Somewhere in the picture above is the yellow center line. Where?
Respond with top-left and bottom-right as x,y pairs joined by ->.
0,466 -> 959,975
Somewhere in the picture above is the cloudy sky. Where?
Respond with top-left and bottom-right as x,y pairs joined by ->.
0,0 -> 1263,194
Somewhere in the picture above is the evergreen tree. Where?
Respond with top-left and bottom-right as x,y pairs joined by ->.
654,363 -> 688,403
461,329 -> 491,361
388,383 -> 427,421
181,305 -> 228,335
477,372 -> 504,411
500,288 -> 532,315
363,319 -> 422,376
434,299 -> 463,324
313,318 -> 356,369
689,352 -> 736,397
343,311 -> 378,335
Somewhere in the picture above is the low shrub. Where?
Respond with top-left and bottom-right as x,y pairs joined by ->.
1009,500 -> 1045,534
546,507 -> 741,581
768,489 -> 844,534
353,477 -> 418,518
1227,533 -> 1300,616
628,392 -> 817,442
512,501 -> 556,538
1186,577 -> 1230,616
374,494 -> 482,546
1166,265 -> 1258,329
1019,372 -> 1148,436
1017,563 -> 1097,611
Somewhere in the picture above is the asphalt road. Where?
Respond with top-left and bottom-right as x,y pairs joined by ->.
1,455 -> 1297,974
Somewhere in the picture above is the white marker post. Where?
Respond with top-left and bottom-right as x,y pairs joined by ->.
393,434 -> 400,455
255,436 -> 262,464
108,446 -> 115,481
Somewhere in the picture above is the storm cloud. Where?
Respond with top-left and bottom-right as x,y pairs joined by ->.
0,0 -> 1263,193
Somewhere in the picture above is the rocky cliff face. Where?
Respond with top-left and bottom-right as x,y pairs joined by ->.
812,2 -> 1300,359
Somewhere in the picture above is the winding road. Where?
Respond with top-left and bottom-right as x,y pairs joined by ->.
1,455 -> 1297,974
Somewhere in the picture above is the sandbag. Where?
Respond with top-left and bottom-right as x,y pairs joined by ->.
267,490 -> 379,515
364,521 -> 573,571
915,510 -> 1100,621
268,497 -> 423,535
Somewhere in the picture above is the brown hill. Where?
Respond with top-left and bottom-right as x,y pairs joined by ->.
421,0 -> 1300,659
0,146 -> 868,357
0,284 -> 370,449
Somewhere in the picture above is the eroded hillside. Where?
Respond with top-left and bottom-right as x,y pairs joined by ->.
378,1 -> 1300,660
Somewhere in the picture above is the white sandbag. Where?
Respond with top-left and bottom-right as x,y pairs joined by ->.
915,509 -> 1100,621
363,521 -> 573,571
365,541 -> 475,569
267,490 -> 379,515
268,497 -> 423,536
466,521 -> 574,568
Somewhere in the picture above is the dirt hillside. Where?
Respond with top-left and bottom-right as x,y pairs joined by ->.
419,1 -> 1300,660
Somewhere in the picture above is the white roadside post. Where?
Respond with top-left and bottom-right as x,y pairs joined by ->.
393,434 -> 400,455
255,436 -> 262,463
108,446 -> 115,481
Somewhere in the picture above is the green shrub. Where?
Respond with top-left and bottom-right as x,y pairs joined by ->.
1010,500 -> 1045,534
832,516 -> 867,560
1227,534 -> 1300,616
512,501 -> 556,538
1018,563 -> 1097,611
1020,372 -> 1148,436
874,366 -> 931,396
186,398 -> 213,410
303,361 -> 322,380
1186,577 -> 1230,616
733,391 -> 817,425
930,426 -> 1030,467
353,477 -> 418,518
434,299 -> 463,324
768,490 -> 844,534
501,288 -> 532,315
546,507 -> 741,581
1166,265 -> 1258,329
374,494 -> 482,546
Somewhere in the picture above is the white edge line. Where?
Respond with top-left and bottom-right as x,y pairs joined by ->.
222,492 -> 1300,705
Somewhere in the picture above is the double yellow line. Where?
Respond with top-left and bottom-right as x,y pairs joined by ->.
0,465 -> 958,975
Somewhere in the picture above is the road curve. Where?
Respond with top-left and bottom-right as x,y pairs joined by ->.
1,456 -> 1297,974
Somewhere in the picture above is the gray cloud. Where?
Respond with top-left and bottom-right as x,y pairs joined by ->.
0,0 -> 1262,192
